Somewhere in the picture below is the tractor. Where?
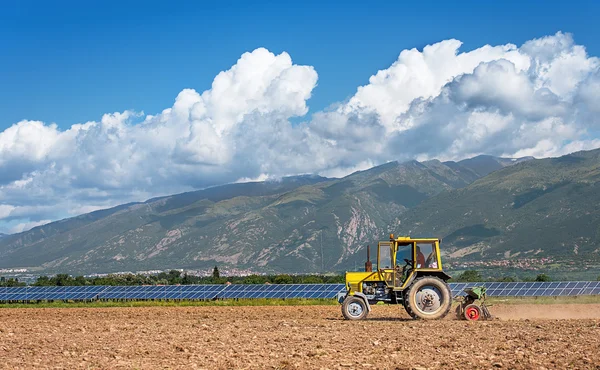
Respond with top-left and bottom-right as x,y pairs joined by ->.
338,235 -> 453,320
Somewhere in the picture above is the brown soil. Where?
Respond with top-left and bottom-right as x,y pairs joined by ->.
1,304 -> 599,369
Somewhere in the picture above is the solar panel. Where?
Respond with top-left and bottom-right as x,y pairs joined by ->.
215,283 -> 343,299
5,287 -> 27,301
178,285 -> 225,300
164,285 -> 180,299
99,286 -> 125,299
97,284 -> 228,300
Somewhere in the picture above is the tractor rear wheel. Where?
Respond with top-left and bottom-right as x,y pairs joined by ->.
404,276 -> 452,320
341,296 -> 368,320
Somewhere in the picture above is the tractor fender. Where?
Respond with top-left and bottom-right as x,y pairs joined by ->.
351,292 -> 372,312
401,270 -> 451,292
416,270 -> 452,282
336,291 -> 347,304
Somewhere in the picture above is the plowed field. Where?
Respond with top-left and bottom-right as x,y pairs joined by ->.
1,304 -> 600,369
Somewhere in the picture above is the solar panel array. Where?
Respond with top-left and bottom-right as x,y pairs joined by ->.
99,285 -> 227,300
219,284 -> 345,299
1,281 -> 599,302
450,281 -> 600,297
0,284 -> 344,302
0,286 -> 105,301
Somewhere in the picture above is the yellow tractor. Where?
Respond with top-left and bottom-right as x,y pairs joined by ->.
338,235 -> 453,320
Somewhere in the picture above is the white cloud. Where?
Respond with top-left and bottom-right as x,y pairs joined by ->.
318,160 -> 377,179
512,138 -> 600,158
235,173 -> 273,183
522,33 -> 599,97
0,121 -> 60,165
8,220 -> 52,234
1,32 -> 599,228
0,205 -> 16,219
344,38 -> 529,131
576,70 -> 600,118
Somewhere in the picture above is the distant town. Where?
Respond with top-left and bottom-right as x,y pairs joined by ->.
0,266 -> 301,284
450,257 -> 555,270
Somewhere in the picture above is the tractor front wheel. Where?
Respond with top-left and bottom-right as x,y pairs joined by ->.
404,276 -> 452,320
341,296 -> 368,320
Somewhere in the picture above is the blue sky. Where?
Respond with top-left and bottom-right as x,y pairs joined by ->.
1,0 -> 600,233
2,0 -> 599,130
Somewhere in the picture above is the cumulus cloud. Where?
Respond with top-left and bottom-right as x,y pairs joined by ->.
1,32 -> 600,232
0,205 -> 16,219
8,220 -> 52,234
345,38 -> 530,131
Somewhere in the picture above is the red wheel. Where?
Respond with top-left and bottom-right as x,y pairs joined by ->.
463,304 -> 482,321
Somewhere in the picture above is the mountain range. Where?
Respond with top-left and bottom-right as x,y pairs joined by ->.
1,149 -> 598,276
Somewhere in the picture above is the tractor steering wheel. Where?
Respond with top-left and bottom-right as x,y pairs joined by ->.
400,258 -> 414,276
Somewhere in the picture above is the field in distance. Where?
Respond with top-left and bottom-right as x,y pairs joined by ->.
1,304 -> 599,369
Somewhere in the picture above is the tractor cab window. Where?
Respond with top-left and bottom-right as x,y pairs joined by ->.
416,243 -> 438,269
396,244 -> 412,267
394,244 -> 413,286
378,242 -> 392,270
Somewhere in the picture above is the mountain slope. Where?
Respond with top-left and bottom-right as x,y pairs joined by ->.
400,149 -> 600,262
0,158 -> 496,274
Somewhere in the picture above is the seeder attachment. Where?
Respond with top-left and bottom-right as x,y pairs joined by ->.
455,286 -> 493,321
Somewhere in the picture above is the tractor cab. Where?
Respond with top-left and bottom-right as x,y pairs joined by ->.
340,234 -> 452,321
375,235 -> 446,289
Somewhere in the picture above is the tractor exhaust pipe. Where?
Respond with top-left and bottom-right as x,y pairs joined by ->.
365,245 -> 372,272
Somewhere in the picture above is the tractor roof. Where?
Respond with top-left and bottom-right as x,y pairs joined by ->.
390,235 -> 440,243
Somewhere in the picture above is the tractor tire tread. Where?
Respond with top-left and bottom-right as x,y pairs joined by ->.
341,296 -> 368,320
404,276 -> 452,320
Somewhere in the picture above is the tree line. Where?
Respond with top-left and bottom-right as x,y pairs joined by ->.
450,270 -> 554,282
0,277 -> 26,287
